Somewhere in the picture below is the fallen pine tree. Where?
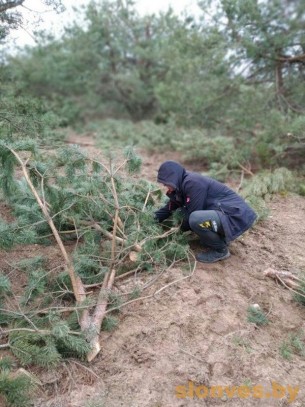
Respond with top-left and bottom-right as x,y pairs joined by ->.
0,140 -> 195,364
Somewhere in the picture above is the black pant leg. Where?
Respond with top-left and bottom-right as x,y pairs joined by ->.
189,210 -> 227,250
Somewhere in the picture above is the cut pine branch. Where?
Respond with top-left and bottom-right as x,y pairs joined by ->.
7,150 -> 95,345
90,222 -> 179,256
90,221 -> 142,252
87,167 -> 120,361
9,149 -> 87,306
264,267 -> 302,290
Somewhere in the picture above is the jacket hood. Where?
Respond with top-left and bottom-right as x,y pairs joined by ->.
157,161 -> 186,191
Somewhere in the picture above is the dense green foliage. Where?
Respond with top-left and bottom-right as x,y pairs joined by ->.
2,0 -> 304,172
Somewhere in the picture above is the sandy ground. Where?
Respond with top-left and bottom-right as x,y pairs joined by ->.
1,134 -> 305,407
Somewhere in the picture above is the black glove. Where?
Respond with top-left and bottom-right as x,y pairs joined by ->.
154,191 -> 182,222
154,204 -> 172,222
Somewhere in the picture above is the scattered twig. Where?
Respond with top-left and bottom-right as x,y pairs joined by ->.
142,186 -> 151,211
115,268 -> 141,281
63,362 -> 77,389
67,359 -> 100,379
104,253 -> 197,315
0,327 -> 82,335
179,348 -> 206,364
236,169 -> 244,193
237,163 -> 254,176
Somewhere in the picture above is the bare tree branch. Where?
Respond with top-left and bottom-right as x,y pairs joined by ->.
0,0 -> 24,14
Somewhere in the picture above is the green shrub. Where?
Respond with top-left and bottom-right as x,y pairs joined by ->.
241,168 -> 296,220
293,277 -> 305,306
89,118 -> 179,152
280,331 -> 305,360
247,305 -> 269,326
0,365 -> 35,407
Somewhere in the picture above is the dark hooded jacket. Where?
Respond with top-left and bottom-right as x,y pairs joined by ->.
155,161 -> 257,243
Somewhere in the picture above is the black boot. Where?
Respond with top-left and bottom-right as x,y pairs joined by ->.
196,247 -> 230,263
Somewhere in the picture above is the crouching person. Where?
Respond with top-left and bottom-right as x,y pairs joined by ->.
154,161 -> 257,263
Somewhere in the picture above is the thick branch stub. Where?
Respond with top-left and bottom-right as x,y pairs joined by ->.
264,267 -> 301,290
